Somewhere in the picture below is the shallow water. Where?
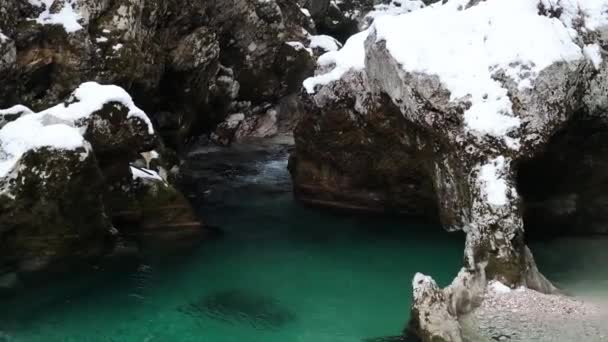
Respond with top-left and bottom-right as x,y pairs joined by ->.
0,140 -> 464,342
0,139 -> 606,342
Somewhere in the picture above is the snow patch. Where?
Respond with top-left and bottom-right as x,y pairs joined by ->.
305,0 -> 608,141
364,0 -> 426,27
42,82 -> 154,134
0,105 -> 34,117
130,166 -> 164,182
29,0 -> 83,33
0,118 -> 88,177
225,113 -> 245,129
478,156 -> 509,206
309,35 -> 342,52
584,44 -> 603,69
488,280 -> 512,294
303,30 -> 369,93
540,0 -> 608,31
0,82 -> 154,178
413,272 -> 436,289
372,0 -> 585,138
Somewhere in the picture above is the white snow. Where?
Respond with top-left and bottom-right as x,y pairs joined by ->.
0,82 -> 155,178
0,116 -> 87,177
96,37 -> 109,43
42,82 -> 154,134
0,31 -> 7,43
584,44 -> 603,69
372,0 -> 587,139
364,0 -> 426,26
224,113 -> 245,129
478,156 -> 509,206
0,105 -> 34,117
309,35 -> 342,52
540,0 -> 608,31
112,43 -> 124,51
412,272 -> 436,290
488,280 -> 512,294
305,0 -> 608,141
303,30 -> 369,93
303,0 -> 428,94
300,8 -> 311,17
130,166 -> 164,182
286,41 -> 313,56
28,0 -> 83,33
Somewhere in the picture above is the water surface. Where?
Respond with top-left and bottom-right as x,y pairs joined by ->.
0,140 -> 463,342
1,139 -> 606,341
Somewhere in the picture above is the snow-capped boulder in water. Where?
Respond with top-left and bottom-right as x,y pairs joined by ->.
0,82 -> 203,280
293,0 -> 608,339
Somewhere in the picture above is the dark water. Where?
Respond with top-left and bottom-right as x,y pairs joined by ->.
0,138 -> 605,341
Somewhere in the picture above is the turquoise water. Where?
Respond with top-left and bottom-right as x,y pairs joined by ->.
532,237 -> 608,302
0,143 -> 464,342
1,141 -> 606,342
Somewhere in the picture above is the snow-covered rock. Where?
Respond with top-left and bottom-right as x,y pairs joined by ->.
1,0 -> 317,148
0,82 -> 203,278
292,0 -> 608,339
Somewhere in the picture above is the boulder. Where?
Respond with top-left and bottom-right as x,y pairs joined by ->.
0,146 -> 110,274
0,82 -> 204,282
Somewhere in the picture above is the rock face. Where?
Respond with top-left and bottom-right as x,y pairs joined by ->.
0,0 -> 317,149
0,82 -> 204,284
292,0 -> 608,340
0,0 -> 347,288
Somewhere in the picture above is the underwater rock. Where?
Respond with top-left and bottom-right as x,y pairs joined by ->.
178,289 -> 296,330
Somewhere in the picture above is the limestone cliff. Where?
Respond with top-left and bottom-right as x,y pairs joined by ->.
292,0 -> 608,340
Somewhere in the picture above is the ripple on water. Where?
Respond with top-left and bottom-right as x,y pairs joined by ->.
177,289 -> 296,330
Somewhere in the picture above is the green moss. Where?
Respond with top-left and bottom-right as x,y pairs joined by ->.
0,147 -> 111,269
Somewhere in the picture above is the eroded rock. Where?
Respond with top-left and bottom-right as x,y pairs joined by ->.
293,0 -> 608,340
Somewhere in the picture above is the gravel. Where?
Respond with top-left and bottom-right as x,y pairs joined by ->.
460,282 -> 608,342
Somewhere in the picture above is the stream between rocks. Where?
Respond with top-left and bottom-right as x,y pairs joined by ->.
0,137 -> 606,342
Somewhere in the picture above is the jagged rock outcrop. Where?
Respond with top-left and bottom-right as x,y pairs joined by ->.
0,82 -> 203,286
0,0 -> 317,149
292,0 -> 608,340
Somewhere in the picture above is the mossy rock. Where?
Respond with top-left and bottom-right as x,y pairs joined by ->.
117,176 -> 206,253
0,147 -> 111,273
81,101 -> 156,157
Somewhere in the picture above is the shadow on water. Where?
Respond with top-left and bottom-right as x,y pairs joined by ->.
177,289 -> 296,330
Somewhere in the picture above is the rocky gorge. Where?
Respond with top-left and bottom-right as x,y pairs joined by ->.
1,0 -> 608,341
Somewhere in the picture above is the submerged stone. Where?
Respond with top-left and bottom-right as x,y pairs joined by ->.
178,289 -> 296,330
